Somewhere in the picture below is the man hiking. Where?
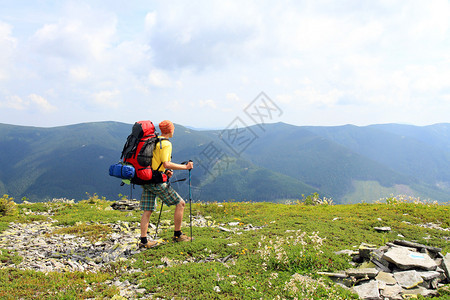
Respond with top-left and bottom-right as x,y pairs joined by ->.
139,120 -> 194,248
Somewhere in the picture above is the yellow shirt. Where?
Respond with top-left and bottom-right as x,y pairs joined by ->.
151,137 -> 172,172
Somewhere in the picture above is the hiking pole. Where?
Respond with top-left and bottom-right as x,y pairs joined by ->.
181,160 -> 193,242
188,160 -> 193,242
154,201 -> 164,240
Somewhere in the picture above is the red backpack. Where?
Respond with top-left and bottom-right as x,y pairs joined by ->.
120,120 -> 168,184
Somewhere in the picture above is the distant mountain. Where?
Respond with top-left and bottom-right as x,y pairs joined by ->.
1,121 -> 449,204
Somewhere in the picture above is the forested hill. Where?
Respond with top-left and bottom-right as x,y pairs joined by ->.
1,121 -> 449,204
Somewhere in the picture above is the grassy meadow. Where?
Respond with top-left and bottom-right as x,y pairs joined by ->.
0,194 -> 449,299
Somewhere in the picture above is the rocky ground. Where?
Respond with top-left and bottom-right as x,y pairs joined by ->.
1,199 -> 449,299
321,240 -> 450,299
0,199 -> 264,299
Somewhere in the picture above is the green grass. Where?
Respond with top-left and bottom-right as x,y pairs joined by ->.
50,223 -> 113,243
0,269 -> 117,299
0,195 -> 449,299
0,248 -> 22,265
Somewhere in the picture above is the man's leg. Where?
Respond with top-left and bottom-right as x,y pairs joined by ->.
173,199 -> 185,231
140,210 -> 152,238
139,185 -> 158,247
154,183 -> 191,241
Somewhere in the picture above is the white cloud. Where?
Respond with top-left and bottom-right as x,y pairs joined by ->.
0,93 -> 56,113
0,95 -> 27,110
144,12 -> 157,32
145,1 -> 262,69
164,99 -> 185,113
403,0 -> 450,42
93,89 -> 120,108
198,99 -> 217,109
69,66 -> 91,81
30,4 -> 117,62
29,94 -> 57,112
276,94 -> 293,104
407,65 -> 450,93
294,87 -> 344,107
0,21 -> 17,80
148,69 -> 171,88
226,93 -> 240,103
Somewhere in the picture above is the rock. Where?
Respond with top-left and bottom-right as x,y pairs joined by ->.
374,226 -> 391,232
382,247 -> 437,271
442,253 -> 450,279
327,239 -> 448,299
346,268 -> 379,279
402,286 -> 438,297
317,271 -> 355,287
359,243 -> 378,260
371,258 -> 391,273
393,270 -> 423,289
380,283 -> 402,299
352,280 -> 379,300
218,226 -> 232,232
370,248 -> 391,272
317,271 -> 347,278
375,271 -> 397,285
393,240 -> 442,253
110,200 -> 140,211
334,249 -> 358,256
416,270 -> 441,281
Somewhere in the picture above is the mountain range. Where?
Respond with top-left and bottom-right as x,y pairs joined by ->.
1,121 -> 449,204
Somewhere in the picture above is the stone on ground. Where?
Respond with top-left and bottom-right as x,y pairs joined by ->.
382,246 -> 437,271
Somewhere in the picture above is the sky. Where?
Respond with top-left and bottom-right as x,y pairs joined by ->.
1,0 -> 450,129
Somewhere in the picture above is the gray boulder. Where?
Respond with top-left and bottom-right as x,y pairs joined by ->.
382,247 -> 437,271
352,280 -> 379,300
393,270 -> 423,289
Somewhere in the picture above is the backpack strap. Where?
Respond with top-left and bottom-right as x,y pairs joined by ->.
154,137 -> 170,172
159,137 -> 169,147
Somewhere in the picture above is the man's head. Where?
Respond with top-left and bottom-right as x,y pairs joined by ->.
159,120 -> 175,137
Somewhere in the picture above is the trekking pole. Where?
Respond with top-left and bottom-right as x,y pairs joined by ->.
154,201 -> 164,240
188,160 -> 193,242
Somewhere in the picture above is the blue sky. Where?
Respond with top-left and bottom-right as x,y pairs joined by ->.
1,0 -> 449,128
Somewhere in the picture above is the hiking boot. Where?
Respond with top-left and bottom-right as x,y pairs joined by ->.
139,240 -> 159,248
172,233 -> 192,242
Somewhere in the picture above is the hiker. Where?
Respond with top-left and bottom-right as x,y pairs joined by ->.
139,120 -> 194,248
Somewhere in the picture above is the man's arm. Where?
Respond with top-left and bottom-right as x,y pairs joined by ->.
163,161 -> 193,170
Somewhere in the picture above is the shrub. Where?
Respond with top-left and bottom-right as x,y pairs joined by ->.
83,193 -> 106,204
379,194 -> 438,206
298,193 -> 334,206
0,194 -> 18,216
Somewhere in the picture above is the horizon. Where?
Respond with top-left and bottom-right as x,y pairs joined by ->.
1,120 -> 450,131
